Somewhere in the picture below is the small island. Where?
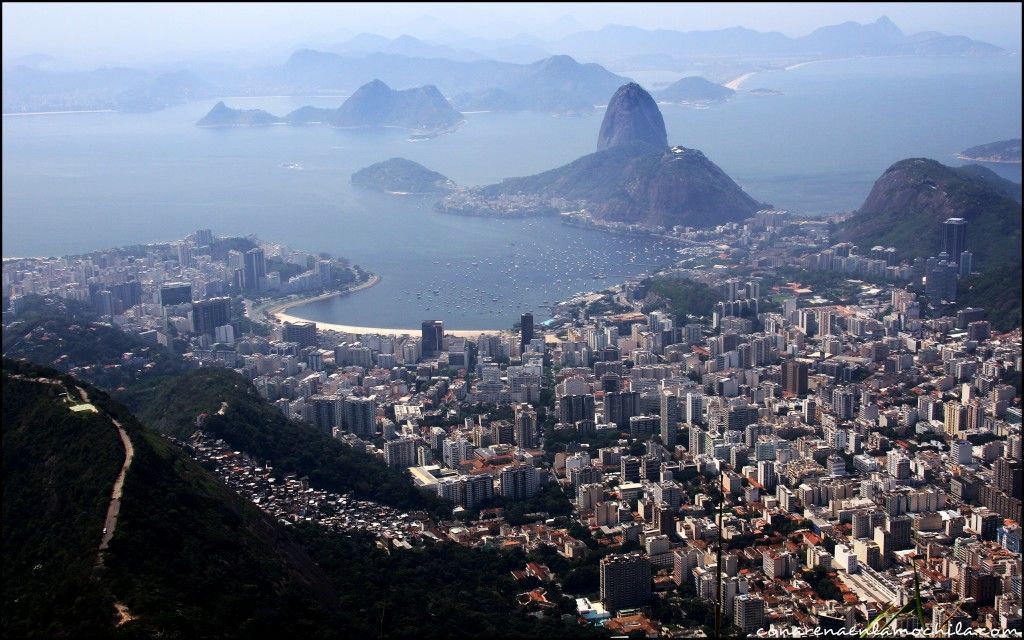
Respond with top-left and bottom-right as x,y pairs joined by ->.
351,158 -> 455,194
655,76 -> 735,104
197,101 -> 282,127
956,138 -> 1021,164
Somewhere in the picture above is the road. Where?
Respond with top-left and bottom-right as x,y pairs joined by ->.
76,386 -> 135,562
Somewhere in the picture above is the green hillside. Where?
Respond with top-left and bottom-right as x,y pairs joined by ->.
132,367 -> 447,516
2,360 -> 336,638
839,158 -> 1022,271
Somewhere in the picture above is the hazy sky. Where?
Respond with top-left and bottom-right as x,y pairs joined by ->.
3,2 -> 1021,66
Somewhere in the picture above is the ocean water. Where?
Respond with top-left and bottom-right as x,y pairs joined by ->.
3,55 -> 1020,329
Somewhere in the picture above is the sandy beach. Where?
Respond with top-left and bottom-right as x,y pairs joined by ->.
724,72 -> 757,90
262,273 -> 506,337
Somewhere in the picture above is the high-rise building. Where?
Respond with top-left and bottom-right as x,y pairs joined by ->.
194,228 -> 214,246
462,474 -> 494,510
782,360 -> 809,396
944,401 -> 964,437
384,437 -> 418,469
600,553 -> 651,614
733,594 -> 765,634
660,389 -> 680,447
191,297 -> 231,337
514,404 -> 538,449
604,391 -> 640,429
343,396 -> 376,438
520,312 -> 534,354
558,394 -> 596,424
243,247 -> 266,292
160,282 -> 193,306
421,320 -> 444,358
942,218 -> 967,261
283,321 -> 318,347
500,464 -> 539,500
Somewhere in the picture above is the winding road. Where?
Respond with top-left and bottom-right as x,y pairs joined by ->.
76,386 -> 135,564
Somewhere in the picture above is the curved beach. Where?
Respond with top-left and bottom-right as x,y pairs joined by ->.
262,274 -> 506,337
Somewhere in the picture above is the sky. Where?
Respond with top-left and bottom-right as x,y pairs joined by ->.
3,2 -> 1021,66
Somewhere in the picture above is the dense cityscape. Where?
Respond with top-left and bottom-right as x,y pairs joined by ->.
3,3 -> 1021,638
4,201 -> 1021,637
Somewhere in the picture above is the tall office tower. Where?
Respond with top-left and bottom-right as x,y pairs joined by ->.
243,247 -> 266,292
660,389 -> 680,447
782,360 -> 809,395
191,297 -> 231,337
604,391 -> 640,429
175,241 -> 194,268
926,255 -> 958,301
514,404 -> 538,449
685,392 -> 704,425
733,594 -> 766,634
832,387 -> 856,420
942,217 -> 967,259
160,282 -> 193,306
558,394 -> 596,424
520,312 -> 534,354
959,251 -> 972,279
283,321 -> 318,347
995,458 -> 1023,499
600,553 -> 651,614
193,228 -> 214,246
383,437 -> 418,469
421,320 -> 444,357
343,396 -> 376,438
500,464 -> 540,499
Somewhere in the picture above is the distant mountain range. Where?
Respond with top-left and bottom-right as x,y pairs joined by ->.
277,51 -> 626,114
550,16 -> 1003,65
4,17 -> 1006,114
197,80 -> 463,131
1,67 -> 217,113
441,82 -> 764,228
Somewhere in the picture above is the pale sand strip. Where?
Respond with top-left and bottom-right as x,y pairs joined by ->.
723,72 -> 757,90
265,273 -> 506,337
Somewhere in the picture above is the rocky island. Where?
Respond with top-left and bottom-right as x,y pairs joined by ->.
351,158 -> 455,194
438,82 -> 763,229
655,76 -> 735,104
197,101 -> 282,127
956,138 -> 1021,164
196,80 -> 463,132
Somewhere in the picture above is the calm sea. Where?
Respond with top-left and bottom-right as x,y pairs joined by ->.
3,55 -> 1020,329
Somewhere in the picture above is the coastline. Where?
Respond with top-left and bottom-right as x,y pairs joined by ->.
954,153 -> 1021,165
262,274 -> 506,337
723,72 -> 757,90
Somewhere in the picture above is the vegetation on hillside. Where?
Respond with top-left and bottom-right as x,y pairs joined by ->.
639,275 -> 722,319
954,262 -> 1023,331
2,365 -> 121,636
132,367 -> 447,516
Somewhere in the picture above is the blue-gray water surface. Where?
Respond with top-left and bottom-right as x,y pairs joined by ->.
3,55 -> 1020,329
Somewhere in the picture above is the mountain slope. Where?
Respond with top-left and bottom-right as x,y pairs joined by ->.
656,76 -> 734,103
131,367 -> 446,515
2,360 -> 337,637
596,82 -> 668,151
330,79 -> 462,129
838,158 -> 1023,270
